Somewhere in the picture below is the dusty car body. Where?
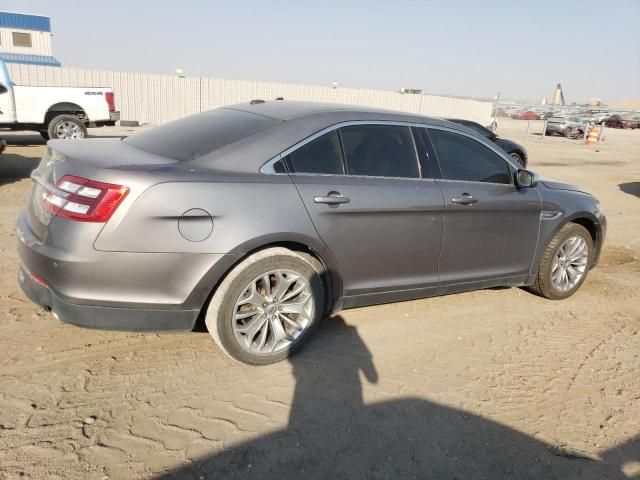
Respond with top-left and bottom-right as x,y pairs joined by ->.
17,101 -> 606,364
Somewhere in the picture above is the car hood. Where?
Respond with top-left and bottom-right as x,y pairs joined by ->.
541,178 -> 590,194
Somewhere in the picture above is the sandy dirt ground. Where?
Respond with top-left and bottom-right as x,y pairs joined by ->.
0,119 -> 639,479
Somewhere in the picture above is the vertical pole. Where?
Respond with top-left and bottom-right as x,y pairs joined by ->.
542,120 -> 547,141
525,120 -> 531,139
598,124 -> 604,144
583,125 -> 589,143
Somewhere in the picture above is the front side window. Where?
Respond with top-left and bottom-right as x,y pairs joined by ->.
340,125 -> 419,178
13,32 -> 32,48
428,129 -> 511,184
286,130 -> 344,175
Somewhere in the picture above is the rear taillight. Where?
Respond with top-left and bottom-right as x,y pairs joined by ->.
105,92 -> 115,112
43,175 -> 128,222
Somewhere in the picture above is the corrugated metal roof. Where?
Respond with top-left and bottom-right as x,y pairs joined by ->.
0,53 -> 60,67
0,12 -> 51,32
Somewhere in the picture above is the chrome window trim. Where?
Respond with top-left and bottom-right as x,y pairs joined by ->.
260,120 -> 521,182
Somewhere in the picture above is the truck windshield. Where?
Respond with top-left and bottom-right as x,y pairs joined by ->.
125,108 -> 280,161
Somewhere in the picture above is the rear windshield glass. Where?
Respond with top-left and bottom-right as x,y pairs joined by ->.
125,108 -> 280,161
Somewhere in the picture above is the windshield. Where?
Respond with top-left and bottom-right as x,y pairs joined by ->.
125,108 -> 280,161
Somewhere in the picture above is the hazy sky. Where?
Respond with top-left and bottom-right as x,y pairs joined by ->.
3,0 -> 639,102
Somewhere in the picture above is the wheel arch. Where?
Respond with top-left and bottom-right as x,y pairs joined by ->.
187,236 -> 343,331
45,103 -> 88,124
533,212 -> 604,278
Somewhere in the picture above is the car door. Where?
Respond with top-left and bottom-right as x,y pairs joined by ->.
423,127 -> 542,286
282,123 -> 444,300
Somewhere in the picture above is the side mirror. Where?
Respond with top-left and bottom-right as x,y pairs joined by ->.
516,169 -> 537,188
0,83 -> 7,94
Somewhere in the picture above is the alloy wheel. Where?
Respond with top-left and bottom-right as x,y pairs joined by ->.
551,235 -> 589,293
55,121 -> 84,139
232,269 -> 314,355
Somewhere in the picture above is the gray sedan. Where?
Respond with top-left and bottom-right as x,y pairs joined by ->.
17,101 -> 606,364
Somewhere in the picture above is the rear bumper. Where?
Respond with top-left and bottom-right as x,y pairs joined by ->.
15,210 -> 231,332
18,265 -> 198,331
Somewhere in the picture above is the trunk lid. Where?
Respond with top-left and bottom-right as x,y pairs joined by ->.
26,139 -> 178,240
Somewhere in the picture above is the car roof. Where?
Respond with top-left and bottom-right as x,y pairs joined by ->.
224,100 -> 454,126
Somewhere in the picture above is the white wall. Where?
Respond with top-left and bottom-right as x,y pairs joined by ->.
0,28 -> 52,56
6,63 -> 493,126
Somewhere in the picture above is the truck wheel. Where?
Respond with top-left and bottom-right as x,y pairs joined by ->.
47,115 -> 88,140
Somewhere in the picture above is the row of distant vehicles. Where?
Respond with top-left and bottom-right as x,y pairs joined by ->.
497,106 -> 639,138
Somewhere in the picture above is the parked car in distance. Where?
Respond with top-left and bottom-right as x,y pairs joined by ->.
605,115 -> 639,129
17,101 -> 606,365
512,111 -> 539,120
545,116 -> 589,138
445,118 -> 528,167
0,59 -> 119,140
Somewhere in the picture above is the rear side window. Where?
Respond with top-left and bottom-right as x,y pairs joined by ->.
428,129 -> 511,184
286,130 -> 344,175
125,108 -> 279,161
340,125 -> 419,178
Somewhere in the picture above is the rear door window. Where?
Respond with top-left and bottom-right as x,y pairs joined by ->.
428,129 -> 511,184
286,130 -> 344,175
339,125 -> 419,178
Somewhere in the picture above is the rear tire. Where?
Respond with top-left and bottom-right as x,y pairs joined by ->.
564,127 -> 574,139
205,247 -> 325,365
47,115 -> 88,140
527,223 -> 593,300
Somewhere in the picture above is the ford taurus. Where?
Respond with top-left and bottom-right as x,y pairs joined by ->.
16,101 -> 606,364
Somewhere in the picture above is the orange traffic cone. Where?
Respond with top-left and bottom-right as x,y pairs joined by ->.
586,125 -> 599,145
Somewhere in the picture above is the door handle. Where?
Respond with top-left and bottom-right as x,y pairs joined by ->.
313,192 -> 351,205
451,193 -> 478,205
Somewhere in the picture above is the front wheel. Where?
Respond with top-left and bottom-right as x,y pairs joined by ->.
527,223 -> 593,300
205,247 -> 325,365
47,115 -> 88,140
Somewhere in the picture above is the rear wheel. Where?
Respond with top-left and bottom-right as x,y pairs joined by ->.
47,115 -> 88,140
527,223 -> 593,300
564,127 -> 574,139
205,247 -> 325,365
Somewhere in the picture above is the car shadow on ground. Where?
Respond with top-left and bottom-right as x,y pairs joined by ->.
619,182 -> 640,198
0,151 -> 41,187
156,316 -> 636,480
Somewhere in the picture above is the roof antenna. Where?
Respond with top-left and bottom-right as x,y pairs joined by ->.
250,99 -> 265,105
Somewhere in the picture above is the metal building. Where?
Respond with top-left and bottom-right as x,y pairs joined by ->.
0,11 -> 60,67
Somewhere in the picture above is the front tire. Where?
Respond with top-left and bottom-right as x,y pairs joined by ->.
205,248 -> 325,365
47,115 -> 88,140
527,223 -> 593,300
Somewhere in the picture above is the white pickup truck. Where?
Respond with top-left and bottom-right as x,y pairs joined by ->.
0,60 -> 119,140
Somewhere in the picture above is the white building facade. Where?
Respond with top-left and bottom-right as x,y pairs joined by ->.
0,11 -> 60,67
